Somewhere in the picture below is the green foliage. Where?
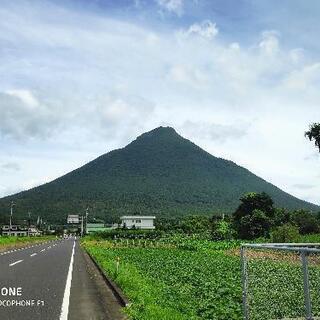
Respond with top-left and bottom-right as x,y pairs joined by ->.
0,127 -> 317,223
270,223 -> 300,243
179,215 -> 211,236
240,209 -> 272,239
291,209 -> 319,234
305,123 -> 320,151
212,220 -> 235,240
233,192 -> 275,239
0,235 -> 55,247
273,207 -> 292,226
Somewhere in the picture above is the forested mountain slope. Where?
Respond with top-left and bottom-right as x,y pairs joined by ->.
0,127 -> 317,223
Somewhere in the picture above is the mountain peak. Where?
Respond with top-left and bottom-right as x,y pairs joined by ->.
129,126 -> 182,147
139,126 -> 178,138
151,126 -> 177,134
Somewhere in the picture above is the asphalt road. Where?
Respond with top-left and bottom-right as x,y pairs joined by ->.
0,238 -> 125,320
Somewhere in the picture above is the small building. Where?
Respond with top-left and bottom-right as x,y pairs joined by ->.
2,225 -> 27,236
67,215 -> 80,224
1,225 -> 42,236
120,216 -> 156,230
28,226 -> 42,236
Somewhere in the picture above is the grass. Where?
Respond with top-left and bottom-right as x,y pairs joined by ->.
0,235 -> 55,250
82,234 -> 320,320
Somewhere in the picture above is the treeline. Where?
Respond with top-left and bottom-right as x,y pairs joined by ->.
154,192 -> 320,242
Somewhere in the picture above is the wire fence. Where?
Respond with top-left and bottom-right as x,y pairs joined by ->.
241,243 -> 320,320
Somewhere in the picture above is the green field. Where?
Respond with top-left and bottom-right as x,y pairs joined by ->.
0,235 -> 55,250
82,235 -> 320,320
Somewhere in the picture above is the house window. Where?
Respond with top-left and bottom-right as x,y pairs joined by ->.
132,220 -> 135,223
136,219 -> 141,223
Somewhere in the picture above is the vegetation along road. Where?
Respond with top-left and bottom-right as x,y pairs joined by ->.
83,233 -> 320,320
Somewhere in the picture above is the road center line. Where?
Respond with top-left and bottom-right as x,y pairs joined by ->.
59,241 -> 76,320
9,259 -> 23,267
30,253 -> 37,257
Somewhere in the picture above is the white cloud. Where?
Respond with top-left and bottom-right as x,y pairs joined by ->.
1,162 -> 20,171
0,92 -> 61,140
282,62 -> 320,90
289,48 -> 305,64
184,20 -> 219,39
259,30 -> 280,55
6,89 -> 39,108
156,0 -> 184,16
180,120 -> 249,143
167,65 -> 209,88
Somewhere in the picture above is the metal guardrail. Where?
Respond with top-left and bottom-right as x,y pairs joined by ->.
241,243 -> 320,320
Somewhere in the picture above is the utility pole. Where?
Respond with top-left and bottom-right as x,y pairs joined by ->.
27,212 -> 31,237
85,207 -> 89,235
80,215 -> 84,237
9,201 -> 15,237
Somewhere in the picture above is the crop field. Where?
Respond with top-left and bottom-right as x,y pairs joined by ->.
83,236 -> 320,320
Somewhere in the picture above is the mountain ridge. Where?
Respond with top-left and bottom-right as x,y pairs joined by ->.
0,126 -> 318,223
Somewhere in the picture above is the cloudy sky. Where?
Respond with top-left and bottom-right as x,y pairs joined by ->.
1,0 -> 320,205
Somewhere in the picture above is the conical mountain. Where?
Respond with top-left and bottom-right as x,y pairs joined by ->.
0,127 -> 318,223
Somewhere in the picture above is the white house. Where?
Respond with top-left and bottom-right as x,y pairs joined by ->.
1,225 -> 41,236
120,216 -> 156,230
2,225 -> 27,236
67,215 -> 80,224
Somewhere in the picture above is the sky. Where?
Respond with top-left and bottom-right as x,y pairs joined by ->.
1,0 -> 320,205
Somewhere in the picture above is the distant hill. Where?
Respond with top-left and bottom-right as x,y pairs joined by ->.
0,126 -> 318,223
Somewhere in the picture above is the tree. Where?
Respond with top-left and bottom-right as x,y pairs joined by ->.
239,209 -> 272,239
273,207 -> 291,226
291,209 -> 319,234
180,215 -> 211,235
233,192 -> 275,239
305,123 -> 320,151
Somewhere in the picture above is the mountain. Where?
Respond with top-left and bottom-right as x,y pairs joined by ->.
0,126 -> 318,223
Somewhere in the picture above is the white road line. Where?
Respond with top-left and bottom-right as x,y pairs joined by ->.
9,259 -> 23,267
30,253 -> 37,257
59,241 -> 76,320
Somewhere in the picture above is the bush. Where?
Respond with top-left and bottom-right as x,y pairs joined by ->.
270,224 -> 300,243
212,220 -> 235,240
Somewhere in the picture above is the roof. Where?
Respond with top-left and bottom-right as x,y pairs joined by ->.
120,216 -> 156,220
67,215 -> 79,218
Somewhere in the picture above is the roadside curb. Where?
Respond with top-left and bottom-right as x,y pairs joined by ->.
84,249 -> 130,307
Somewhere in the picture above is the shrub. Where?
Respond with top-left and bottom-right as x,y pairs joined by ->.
270,223 -> 300,243
212,220 -> 235,240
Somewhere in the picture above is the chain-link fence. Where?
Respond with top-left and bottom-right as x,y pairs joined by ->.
241,243 -> 320,320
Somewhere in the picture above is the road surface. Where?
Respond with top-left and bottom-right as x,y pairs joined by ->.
0,238 -> 125,320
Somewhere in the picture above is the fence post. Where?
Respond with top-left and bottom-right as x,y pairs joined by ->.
240,246 -> 249,320
300,251 -> 312,320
